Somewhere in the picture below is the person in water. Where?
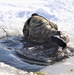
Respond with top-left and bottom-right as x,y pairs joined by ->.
23,13 -> 69,49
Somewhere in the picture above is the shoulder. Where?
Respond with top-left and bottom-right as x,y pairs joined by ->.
30,13 -> 48,23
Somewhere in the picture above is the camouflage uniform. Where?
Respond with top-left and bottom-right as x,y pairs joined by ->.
23,13 -> 69,47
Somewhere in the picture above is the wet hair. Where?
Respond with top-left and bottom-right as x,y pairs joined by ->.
31,13 -> 38,16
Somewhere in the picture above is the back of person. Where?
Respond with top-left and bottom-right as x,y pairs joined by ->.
23,13 -> 58,43
23,13 -> 69,48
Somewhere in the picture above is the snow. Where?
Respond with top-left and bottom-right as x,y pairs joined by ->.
0,0 -> 74,35
0,0 -> 74,25
0,0 -> 74,49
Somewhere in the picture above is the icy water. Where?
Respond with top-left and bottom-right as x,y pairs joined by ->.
0,27 -> 74,75
0,36 -> 45,71
0,35 -> 74,73
0,36 -> 61,67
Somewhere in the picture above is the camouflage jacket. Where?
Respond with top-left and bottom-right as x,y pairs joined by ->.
23,14 -> 69,43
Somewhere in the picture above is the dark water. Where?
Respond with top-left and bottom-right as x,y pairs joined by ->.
0,36 -> 57,65
0,36 -> 74,72
0,36 -> 45,71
